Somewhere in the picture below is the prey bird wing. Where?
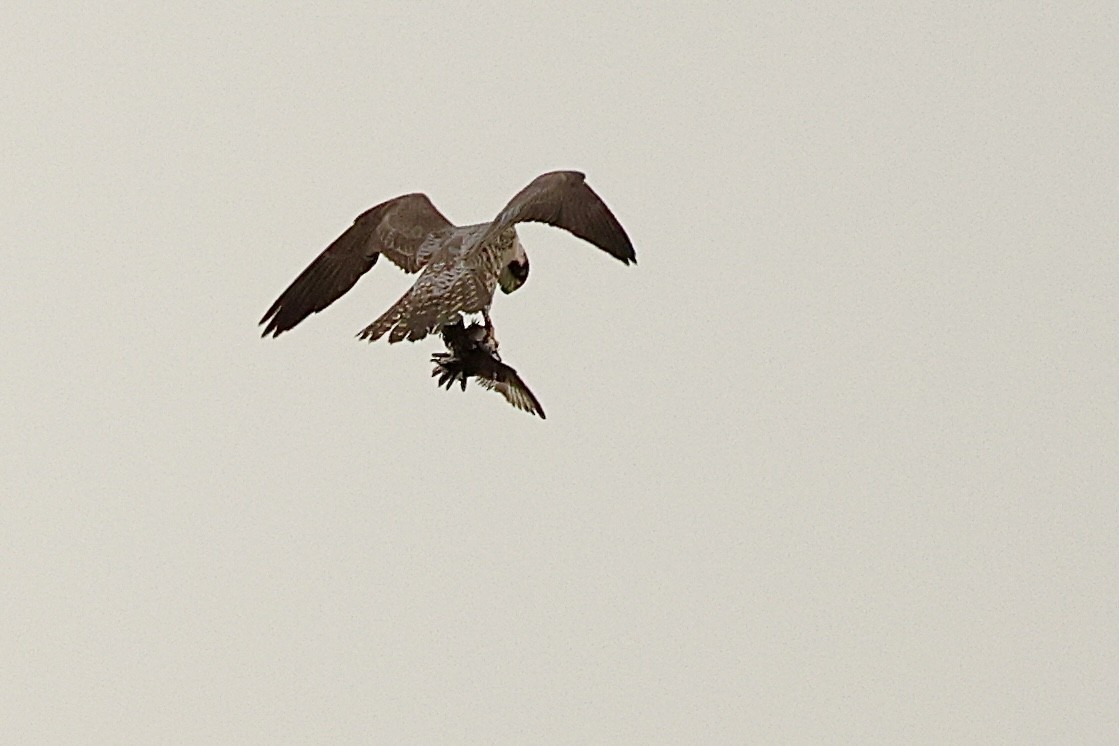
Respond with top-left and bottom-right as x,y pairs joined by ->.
477,170 -> 636,265
259,193 -> 452,337
475,365 -> 546,419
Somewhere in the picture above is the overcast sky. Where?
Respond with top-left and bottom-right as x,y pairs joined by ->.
3,2 -> 1116,743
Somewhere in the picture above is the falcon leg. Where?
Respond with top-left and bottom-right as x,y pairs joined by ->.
478,306 -> 501,357
481,309 -> 500,357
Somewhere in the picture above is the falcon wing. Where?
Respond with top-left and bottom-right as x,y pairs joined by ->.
259,193 -> 452,337
477,170 -> 636,264
476,361 -> 547,419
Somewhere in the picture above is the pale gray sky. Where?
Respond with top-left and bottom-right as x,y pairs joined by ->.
3,2 -> 1116,742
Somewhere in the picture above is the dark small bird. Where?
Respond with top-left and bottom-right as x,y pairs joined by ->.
432,321 -> 545,419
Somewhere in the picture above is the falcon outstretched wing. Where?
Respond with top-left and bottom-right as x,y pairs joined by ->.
259,193 -> 452,337
477,170 -> 636,265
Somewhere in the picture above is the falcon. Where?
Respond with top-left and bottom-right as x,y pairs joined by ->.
432,320 -> 546,419
259,170 -> 635,343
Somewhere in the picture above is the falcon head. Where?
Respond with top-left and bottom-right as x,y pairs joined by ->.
498,236 -> 529,294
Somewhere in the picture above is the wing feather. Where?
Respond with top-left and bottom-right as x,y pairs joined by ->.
476,363 -> 546,418
259,193 -> 452,337
478,170 -> 635,264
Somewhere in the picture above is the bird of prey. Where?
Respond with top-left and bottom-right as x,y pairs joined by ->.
432,320 -> 546,419
259,170 -> 635,343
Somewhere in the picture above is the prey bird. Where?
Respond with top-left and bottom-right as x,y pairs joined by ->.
432,320 -> 546,419
259,170 -> 635,343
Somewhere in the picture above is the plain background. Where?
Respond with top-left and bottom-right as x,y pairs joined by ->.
3,2 -> 1116,743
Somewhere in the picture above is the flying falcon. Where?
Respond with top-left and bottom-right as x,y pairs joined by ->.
259,170 -> 635,343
